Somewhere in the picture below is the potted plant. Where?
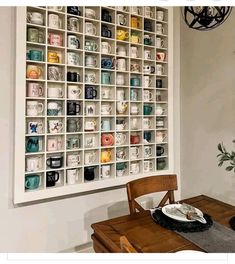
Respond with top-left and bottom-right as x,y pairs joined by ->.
217,139 -> 235,230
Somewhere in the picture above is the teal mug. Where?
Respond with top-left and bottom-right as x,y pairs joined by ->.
26,136 -> 40,152
116,162 -> 126,170
130,78 -> 140,86
28,50 -> 43,61
25,174 -> 40,190
143,105 -> 152,115
101,71 -> 111,84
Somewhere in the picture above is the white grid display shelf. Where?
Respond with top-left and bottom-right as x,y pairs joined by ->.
14,6 -> 174,203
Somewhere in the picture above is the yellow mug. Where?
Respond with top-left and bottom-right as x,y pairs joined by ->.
48,51 -> 60,63
131,17 -> 141,29
116,30 -> 129,41
131,34 -> 140,44
26,65 -> 43,79
101,149 -> 112,163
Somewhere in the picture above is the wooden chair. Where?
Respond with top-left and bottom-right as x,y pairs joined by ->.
120,236 -> 138,253
126,174 -> 178,214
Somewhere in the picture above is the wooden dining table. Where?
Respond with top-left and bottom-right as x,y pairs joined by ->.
91,195 -> 235,253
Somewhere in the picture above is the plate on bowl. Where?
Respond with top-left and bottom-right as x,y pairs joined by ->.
162,204 -> 204,222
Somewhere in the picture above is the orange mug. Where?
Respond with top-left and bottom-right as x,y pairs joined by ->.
26,65 -> 43,79
131,16 -> 141,29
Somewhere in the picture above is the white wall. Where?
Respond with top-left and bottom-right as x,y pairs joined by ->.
180,11 -> 235,204
0,7 -> 181,252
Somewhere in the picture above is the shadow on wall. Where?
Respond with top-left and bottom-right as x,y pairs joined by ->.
83,200 -> 130,242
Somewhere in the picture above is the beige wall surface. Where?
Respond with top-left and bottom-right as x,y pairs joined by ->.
180,11 -> 235,204
0,7 -> 180,252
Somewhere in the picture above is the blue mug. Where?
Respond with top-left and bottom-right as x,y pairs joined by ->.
28,50 -> 43,61
130,78 -> 140,87
101,71 -> 111,84
26,136 -> 40,153
85,86 -> 97,99
25,174 -> 40,190
101,58 -> 113,69
144,131 -> 152,143
101,119 -> 111,131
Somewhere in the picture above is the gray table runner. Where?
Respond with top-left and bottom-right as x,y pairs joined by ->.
177,221 -> 235,253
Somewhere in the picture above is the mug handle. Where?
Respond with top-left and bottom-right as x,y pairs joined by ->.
25,179 -> 31,188
109,106 -> 112,113
37,67 -> 42,78
77,88 -> 82,97
93,43 -> 98,51
57,122 -> 64,132
136,148 -> 140,155
123,134 -> 127,143
38,85 -> 43,96
54,172 -> 60,182
149,92 -> 153,100
57,6 -> 63,11
46,158 -> 51,166
150,11 -> 154,18
163,135 -> 167,142
76,103 -> 81,113
93,89 -> 97,98
27,12 -> 32,23
59,18 -> 63,29
161,40 -> 164,48
125,32 -> 129,38
93,26 -> 97,35
37,103 -> 44,114
149,162 -> 153,169
149,79 -> 152,86
59,88 -> 64,98
77,155 -> 80,163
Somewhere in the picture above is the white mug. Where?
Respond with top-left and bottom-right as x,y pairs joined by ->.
67,35 -> 80,49
156,64 -> 164,75
47,101 -> 62,115
117,58 -> 126,71
156,131 -> 167,143
84,136 -> 96,148
48,14 -> 62,29
143,7 -> 153,18
116,89 -> 125,100
85,8 -> 96,19
85,102 -> 96,116
67,85 -> 82,99
47,136 -> 63,151
116,101 -> 128,114
85,22 -> 97,36
116,46 -> 126,57
143,90 -> 153,101
143,75 -> 152,88
26,156 -> 43,172
116,73 -> 125,85
27,82 -> 43,97
156,10 -> 164,21
101,42 -> 112,54
101,104 -> 112,115
66,169 -> 79,185
144,50 -> 151,60
130,104 -> 139,115
143,118 -> 152,129
155,105 -> 164,115
130,147 -> 139,159
101,165 -> 111,179
47,87 -> 63,98
27,120 -> 43,134
85,72 -> 96,83
116,133 -> 127,145
144,146 -> 152,158
67,154 -> 80,167
48,120 -> 63,134
67,17 -> 79,32
130,6 -> 140,15
131,118 -> 138,130
156,23 -> 164,35
156,37 -> 164,48
48,6 -> 63,11
27,12 -> 44,25
67,52 -> 80,66
116,6 -> 128,12
84,151 -> 96,165
101,87 -> 111,99
84,120 -> 96,131
26,101 -> 44,116
85,55 -> 97,67
130,46 -> 138,58
117,14 -> 127,26
130,162 -> 140,174
143,160 -> 153,172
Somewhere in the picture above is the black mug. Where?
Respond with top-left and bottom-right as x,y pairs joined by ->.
67,71 -> 80,82
144,20 -> 152,31
46,156 -> 63,169
46,171 -> 59,187
156,146 -> 164,156
102,10 -> 112,23
67,6 -> 81,16
85,86 -> 97,99
101,26 -> 112,38
84,166 -> 95,181
67,101 -> 81,115
156,79 -> 163,88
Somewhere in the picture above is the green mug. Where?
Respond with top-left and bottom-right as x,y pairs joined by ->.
101,71 -> 111,84
26,136 -> 40,152
143,105 -> 152,115
157,158 -> 167,170
116,162 -> 126,170
25,174 -> 40,190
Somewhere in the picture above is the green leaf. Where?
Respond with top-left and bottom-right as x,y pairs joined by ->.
218,143 -> 223,152
216,153 -> 223,157
232,139 -> 235,143
221,156 -> 230,161
226,166 -> 234,171
218,161 -> 223,167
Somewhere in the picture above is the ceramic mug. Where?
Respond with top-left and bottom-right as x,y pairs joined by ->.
84,151 -> 96,165
85,86 -> 97,99
116,6 -> 128,12
117,14 -> 127,26
67,154 -> 80,167
116,73 -> 125,85
143,90 -> 153,101
67,6 -> 80,15
101,133 -> 114,146
117,58 -> 126,71
84,136 -> 96,148
67,119 -> 80,132
156,52 -> 166,62
156,146 -> 165,156
84,166 -> 95,181
116,89 -> 125,100
131,16 -> 141,29
85,72 -> 96,84
130,104 -> 139,115
143,75 -> 152,88
156,64 -> 164,75
101,119 -> 111,131
67,137 -> 80,149
130,34 -> 140,44
130,162 -> 140,175
130,63 -> 140,73
101,42 -> 112,54
155,105 -> 164,115
26,101 -> 44,116
48,6 -> 63,11
116,101 -> 128,114
47,155 -> 63,169
27,120 -> 43,134
144,50 -> 151,60
130,78 -> 140,86
47,102 -> 62,116
116,148 -> 127,161
26,65 -> 43,79
130,134 -> 140,144
26,156 -> 43,172
156,23 -> 164,35
84,120 -> 96,131
67,35 -> 80,49
84,40 -> 98,52
101,149 -> 112,163
143,65 -> 155,74
143,160 -> 154,172
48,120 -> 63,134
85,22 -> 97,36
85,102 -> 96,116
143,7 -> 153,18
48,66 -> 63,81
143,118 -> 152,129
47,87 -> 63,98
67,85 -> 82,99
67,169 -> 79,185
48,51 -> 60,63
157,10 -> 164,21
116,119 -> 126,131
27,82 -> 43,97
48,14 -> 62,29
101,104 -> 112,115
116,46 -> 127,56
101,165 -> 111,179
27,27 -> 44,43
67,71 -> 80,82
85,8 -> 96,19
144,145 -> 153,158
130,117 -> 138,129
101,87 -> 111,99
130,89 -> 138,101
143,105 -> 153,115
85,55 -> 97,67
67,101 -> 81,115
130,6 -> 140,15
28,49 -> 43,61
48,33 -> 63,46
47,136 -> 62,151
116,133 -> 127,145
25,174 -> 40,190
116,30 -> 129,41
67,17 -> 79,32
130,146 -> 140,159
101,72 -> 111,85
156,131 -> 167,143
46,171 -> 60,187
26,136 -> 41,152
67,52 -> 80,66
156,37 -> 164,48
27,12 -> 44,25
130,46 -> 138,58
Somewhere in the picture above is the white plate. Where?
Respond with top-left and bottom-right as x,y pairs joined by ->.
162,204 -> 204,222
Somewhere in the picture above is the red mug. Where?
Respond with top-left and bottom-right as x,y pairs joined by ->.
130,135 -> 140,144
101,134 -> 114,146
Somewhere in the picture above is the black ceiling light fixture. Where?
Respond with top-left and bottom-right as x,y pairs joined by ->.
182,6 -> 233,31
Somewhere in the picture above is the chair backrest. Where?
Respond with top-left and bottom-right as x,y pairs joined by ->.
126,174 -> 178,214
120,236 -> 138,253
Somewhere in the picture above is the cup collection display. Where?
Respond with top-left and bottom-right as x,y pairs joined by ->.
24,6 -> 169,191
